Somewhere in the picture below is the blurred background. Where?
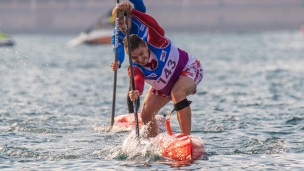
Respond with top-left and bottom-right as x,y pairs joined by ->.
1,0 -> 304,34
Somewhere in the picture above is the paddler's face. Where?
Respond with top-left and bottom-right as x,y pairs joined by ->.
131,43 -> 149,66
118,16 -> 132,35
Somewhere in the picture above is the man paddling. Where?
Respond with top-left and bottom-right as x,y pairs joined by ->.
117,1 -> 204,137
110,0 -> 147,114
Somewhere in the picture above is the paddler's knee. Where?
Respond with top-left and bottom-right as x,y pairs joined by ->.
174,98 -> 192,111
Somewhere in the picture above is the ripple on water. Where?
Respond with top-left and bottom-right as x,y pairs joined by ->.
233,137 -> 289,155
286,117 -> 304,125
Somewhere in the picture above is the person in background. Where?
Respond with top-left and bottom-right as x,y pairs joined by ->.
118,1 -> 204,137
111,0 -> 147,113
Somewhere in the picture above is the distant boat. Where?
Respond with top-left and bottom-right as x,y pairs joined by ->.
0,32 -> 15,47
67,29 -> 112,48
66,10 -> 113,48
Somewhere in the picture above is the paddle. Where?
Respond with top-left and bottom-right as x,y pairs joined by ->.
124,12 -> 140,138
110,0 -> 120,128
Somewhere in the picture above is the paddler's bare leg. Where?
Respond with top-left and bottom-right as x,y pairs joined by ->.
141,93 -> 170,137
171,76 -> 196,135
176,106 -> 192,135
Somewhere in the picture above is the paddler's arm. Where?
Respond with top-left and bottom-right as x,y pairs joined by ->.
128,66 -> 144,101
117,2 -> 165,40
130,0 -> 146,13
131,8 -> 169,47
110,0 -> 145,69
111,34 -> 125,69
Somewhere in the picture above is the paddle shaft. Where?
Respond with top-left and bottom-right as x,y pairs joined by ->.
124,12 -> 140,138
111,0 -> 120,127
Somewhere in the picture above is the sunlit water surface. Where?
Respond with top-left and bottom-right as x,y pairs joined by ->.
0,31 -> 304,170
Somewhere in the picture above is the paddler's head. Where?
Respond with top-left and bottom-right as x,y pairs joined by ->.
123,34 -> 149,66
112,6 -> 132,35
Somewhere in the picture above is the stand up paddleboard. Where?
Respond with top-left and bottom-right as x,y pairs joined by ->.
112,113 -> 166,131
158,133 -> 204,161
157,112 -> 205,161
114,112 -> 205,161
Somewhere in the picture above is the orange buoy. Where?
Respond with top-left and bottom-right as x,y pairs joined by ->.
159,133 -> 204,161
301,24 -> 304,34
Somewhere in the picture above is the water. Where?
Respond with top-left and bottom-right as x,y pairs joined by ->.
0,31 -> 304,170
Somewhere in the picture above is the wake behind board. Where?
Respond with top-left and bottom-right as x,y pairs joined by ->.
112,113 -> 166,132
158,133 -> 204,161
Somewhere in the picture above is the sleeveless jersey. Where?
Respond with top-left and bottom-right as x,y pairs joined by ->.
133,41 -> 189,95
